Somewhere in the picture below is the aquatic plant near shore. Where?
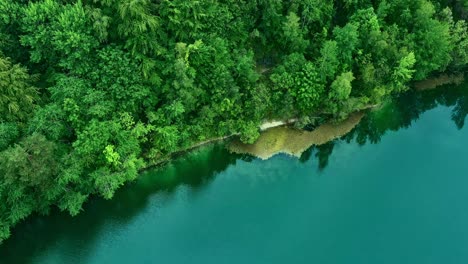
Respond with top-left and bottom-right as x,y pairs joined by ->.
228,112 -> 365,159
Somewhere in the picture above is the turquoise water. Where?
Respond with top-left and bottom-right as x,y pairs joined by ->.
2,82 -> 468,263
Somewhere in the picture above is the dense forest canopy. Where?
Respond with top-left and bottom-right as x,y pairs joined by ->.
0,0 -> 467,243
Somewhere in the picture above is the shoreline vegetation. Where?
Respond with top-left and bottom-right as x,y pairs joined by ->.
229,111 -> 365,159
1,0 -> 467,244
160,73 -> 466,162
144,104 -> 376,168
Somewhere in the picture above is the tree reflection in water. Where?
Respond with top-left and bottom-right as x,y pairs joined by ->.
1,81 -> 466,264
298,81 -> 467,173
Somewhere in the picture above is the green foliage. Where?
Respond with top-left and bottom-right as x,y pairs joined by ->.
72,119 -> 145,199
330,72 -> 355,102
333,23 -> 359,70
299,0 -> 334,34
327,71 -> 356,115
239,121 -> 260,144
293,63 -> 325,114
281,12 -> 309,53
0,134 -> 62,242
115,0 -> 161,55
0,56 -> 37,122
0,0 -> 467,244
20,0 -> 99,73
377,0 -> 455,80
58,191 -> 87,216
318,40 -> 339,81
0,0 -> 25,60
27,104 -> 69,141
0,122 -> 19,151
450,20 -> 468,68
392,52 -> 417,91
152,126 -> 180,154
89,46 -> 156,113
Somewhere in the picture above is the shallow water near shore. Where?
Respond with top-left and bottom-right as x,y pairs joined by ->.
228,111 -> 365,159
2,80 -> 468,264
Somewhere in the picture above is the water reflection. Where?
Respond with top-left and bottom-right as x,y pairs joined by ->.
297,81 -> 468,170
299,142 -> 336,171
299,80 -> 468,171
0,144 -> 238,264
345,80 -> 468,146
450,95 -> 468,129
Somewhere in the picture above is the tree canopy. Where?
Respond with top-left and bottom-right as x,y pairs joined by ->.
0,0 -> 466,243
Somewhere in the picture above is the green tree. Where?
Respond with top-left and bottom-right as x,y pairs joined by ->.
317,40 -> 339,82
0,0 -> 25,62
72,119 -> 144,199
0,122 -> 18,151
0,56 -> 37,122
333,22 -> 359,70
0,0 -> 467,245
20,0 -> 99,74
239,121 -> 260,144
281,12 -> 309,54
294,62 -> 325,114
377,0 -> 454,79
327,71 -> 355,114
0,133 -> 62,242
329,71 -> 355,102
450,20 -> 468,68
115,0 -> 161,55
392,52 -> 416,91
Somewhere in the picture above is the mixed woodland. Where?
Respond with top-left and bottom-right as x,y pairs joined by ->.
0,0 -> 467,242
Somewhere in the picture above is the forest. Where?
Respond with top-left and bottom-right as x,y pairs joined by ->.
0,0 -> 467,243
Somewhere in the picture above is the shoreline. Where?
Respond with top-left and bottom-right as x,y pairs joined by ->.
142,108 -> 371,170
414,73 -> 465,90
143,72 -> 466,170
228,111 -> 366,160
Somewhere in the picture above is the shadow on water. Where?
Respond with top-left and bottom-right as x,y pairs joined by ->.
1,80 -> 467,263
344,80 -> 468,145
299,141 -> 336,171
298,79 -> 468,171
0,144 -> 240,264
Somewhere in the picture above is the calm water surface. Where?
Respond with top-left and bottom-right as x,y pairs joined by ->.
2,81 -> 468,264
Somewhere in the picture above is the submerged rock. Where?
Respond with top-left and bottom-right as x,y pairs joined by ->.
228,112 -> 365,159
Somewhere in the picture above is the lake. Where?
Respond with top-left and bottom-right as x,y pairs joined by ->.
2,80 -> 468,264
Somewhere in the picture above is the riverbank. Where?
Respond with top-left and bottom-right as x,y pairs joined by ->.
143,110 -> 366,169
144,73 -> 466,168
228,112 -> 365,159
142,121 -> 320,169
414,73 -> 465,90
7,85 -> 468,263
